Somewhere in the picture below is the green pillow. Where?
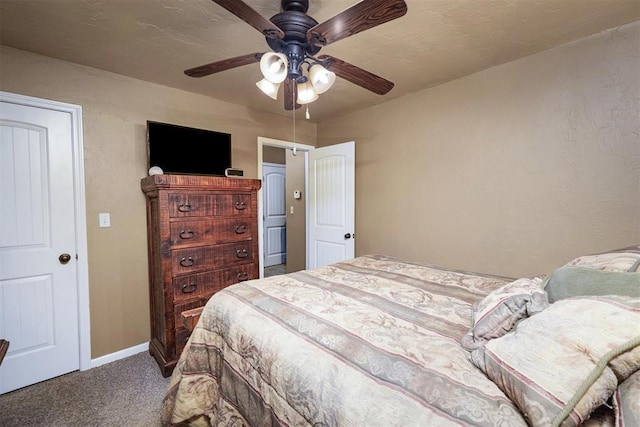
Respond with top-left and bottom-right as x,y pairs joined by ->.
543,266 -> 640,303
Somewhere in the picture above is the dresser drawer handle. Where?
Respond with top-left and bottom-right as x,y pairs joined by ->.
234,201 -> 247,210
181,283 -> 197,293
178,203 -> 192,212
237,272 -> 249,281
180,257 -> 195,267
234,224 -> 247,234
236,249 -> 249,258
179,230 -> 195,239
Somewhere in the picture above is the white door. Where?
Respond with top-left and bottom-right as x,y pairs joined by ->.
263,163 -> 287,267
308,142 -> 355,268
0,100 -> 80,393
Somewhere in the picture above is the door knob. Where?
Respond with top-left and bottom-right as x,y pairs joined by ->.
59,253 -> 71,264
344,233 -> 351,239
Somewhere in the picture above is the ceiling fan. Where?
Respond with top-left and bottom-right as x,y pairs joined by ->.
184,0 -> 408,110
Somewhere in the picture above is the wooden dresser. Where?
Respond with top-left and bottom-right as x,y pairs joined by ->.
141,174 -> 261,376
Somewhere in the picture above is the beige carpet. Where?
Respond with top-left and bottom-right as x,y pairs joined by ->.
264,263 -> 286,277
0,351 -> 170,427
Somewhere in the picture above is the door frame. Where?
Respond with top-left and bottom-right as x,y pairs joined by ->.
1,91 -> 91,371
257,136 -> 314,278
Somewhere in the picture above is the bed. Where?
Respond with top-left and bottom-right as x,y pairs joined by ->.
162,249 -> 640,426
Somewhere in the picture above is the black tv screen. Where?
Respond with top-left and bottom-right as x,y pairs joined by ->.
147,121 -> 231,176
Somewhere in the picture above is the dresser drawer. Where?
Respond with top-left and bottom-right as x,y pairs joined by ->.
168,193 -> 252,218
172,241 -> 255,275
170,218 -> 252,248
173,298 -> 208,333
172,264 -> 255,302
175,327 -> 192,357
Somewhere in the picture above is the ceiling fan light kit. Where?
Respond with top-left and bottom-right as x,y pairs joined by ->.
257,49 -> 329,104
296,81 -> 319,104
255,78 -> 281,100
308,63 -> 336,94
259,52 -> 289,83
185,0 -> 408,110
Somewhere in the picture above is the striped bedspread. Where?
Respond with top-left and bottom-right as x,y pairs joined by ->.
161,255 -> 529,426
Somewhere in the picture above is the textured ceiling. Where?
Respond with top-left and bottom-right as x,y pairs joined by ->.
1,0 -> 639,123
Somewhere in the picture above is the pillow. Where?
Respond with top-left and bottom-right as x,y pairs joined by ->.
578,405 -> 615,427
564,247 -> 640,273
470,296 -> 640,427
543,266 -> 640,303
461,277 -> 548,351
613,370 -> 640,427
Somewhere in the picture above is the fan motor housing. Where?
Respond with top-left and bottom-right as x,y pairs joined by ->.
281,0 -> 308,12
267,11 -> 321,56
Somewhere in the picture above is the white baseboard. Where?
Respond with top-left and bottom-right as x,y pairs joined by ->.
88,342 -> 149,370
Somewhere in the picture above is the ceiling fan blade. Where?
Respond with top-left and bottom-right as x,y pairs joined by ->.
319,55 -> 394,95
284,79 -> 301,110
307,0 -> 407,47
184,52 -> 263,78
212,0 -> 284,39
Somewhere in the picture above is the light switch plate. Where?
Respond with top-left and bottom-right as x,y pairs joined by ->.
99,212 -> 111,228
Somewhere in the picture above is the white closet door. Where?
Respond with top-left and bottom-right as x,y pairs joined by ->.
0,100 -> 80,394
263,163 -> 287,267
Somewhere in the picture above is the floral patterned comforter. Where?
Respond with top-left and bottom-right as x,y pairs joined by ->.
161,255 -> 529,426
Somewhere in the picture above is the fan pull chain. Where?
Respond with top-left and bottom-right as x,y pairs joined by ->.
292,83 -> 297,156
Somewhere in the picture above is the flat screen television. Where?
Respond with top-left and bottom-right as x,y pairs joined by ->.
147,121 -> 231,176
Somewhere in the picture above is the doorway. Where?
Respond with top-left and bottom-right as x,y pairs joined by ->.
258,137 -> 313,278
257,137 -> 356,277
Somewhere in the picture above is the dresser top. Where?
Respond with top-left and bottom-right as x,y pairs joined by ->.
141,174 -> 261,193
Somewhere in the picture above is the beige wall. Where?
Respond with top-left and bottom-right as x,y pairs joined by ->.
317,22 -> 640,278
263,146 -> 286,164
285,150 -> 307,273
0,46 -> 316,358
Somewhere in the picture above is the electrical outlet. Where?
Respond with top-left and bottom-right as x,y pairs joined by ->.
99,212 -> 111,228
